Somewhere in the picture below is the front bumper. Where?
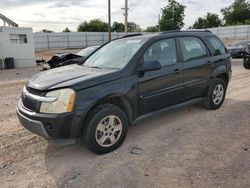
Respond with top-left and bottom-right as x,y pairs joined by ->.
17,100 -> 83,139
17,108 -> 50,138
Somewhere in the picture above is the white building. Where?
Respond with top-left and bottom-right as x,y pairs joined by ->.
0,26 -> 36,68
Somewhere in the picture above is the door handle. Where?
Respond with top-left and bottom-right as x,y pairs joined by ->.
206,61 -> 211,66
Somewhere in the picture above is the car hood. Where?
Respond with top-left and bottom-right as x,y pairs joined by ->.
27,64 -> 120,91
227,46 -> 246,50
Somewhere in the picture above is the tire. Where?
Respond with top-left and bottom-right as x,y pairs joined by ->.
82,104 -> 128,154
203,78 -> 227,110
243,59 -> 250,69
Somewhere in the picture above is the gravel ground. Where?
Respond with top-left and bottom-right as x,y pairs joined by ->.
0,59 -> 250,188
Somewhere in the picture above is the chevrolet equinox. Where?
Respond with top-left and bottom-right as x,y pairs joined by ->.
17,31 -> 232,154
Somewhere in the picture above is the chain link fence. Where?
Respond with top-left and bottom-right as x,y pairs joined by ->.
34,25 -> 250,50
34,32 -> 132,50
204,25 -> 250,40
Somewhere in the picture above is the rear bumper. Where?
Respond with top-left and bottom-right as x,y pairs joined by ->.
17,100 -> 84,139
229,51 -> 244,58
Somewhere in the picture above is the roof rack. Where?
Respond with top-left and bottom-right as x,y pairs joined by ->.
121,33 -> 143,38
160,29 -> 212,34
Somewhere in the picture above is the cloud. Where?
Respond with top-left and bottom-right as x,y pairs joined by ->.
0,0 -> 233,32
0,0 -> 83,7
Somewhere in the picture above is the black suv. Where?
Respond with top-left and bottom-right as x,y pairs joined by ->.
17,31 -> 232,154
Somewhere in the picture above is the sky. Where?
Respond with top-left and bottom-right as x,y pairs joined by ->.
0,0 -> 234,32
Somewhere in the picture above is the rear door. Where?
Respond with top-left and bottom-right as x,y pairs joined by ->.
178,36 -> 213,100
138,37 -> 184,115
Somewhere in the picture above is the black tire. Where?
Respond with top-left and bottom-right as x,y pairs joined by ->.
203,78 -> 227,110
243,59 -> 250,69
82,104 -> 128,154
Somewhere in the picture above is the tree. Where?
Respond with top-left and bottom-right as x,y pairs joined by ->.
127,22 -> 142,32
63,27 -> 71,32
144,25 -> 159,32
192,13 -> 223,29
221,0 -> 250,25
42,29 -> 53,33
159,0 -> 186,31
77,19 -> 108,32
112,22 -> 124,32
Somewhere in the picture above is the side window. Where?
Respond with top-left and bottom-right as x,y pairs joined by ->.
207,37 -> 226,56
144,38 -> 177,66
179,37 -> 207,62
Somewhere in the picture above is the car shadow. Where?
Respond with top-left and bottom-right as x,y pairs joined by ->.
44,98 -> 250,187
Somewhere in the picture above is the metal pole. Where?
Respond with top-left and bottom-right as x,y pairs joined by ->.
158,13 -> 161,32
85,32 -> 88,47
124,0 -> 128,35
47,34 -> 50,50
108,0 -> 111,41
247,25 -> 250,38
66,34 -> 69,48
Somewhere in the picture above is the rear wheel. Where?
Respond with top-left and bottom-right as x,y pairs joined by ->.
203,78 -> 226,110
82,104 -> 128,154
243,58 -> 250,69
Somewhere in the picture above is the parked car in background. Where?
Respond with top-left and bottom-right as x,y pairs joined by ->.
227,40 -> 250,58
17,31 -> 231,154
243,44 -> 250,69
43,46 -> 99,70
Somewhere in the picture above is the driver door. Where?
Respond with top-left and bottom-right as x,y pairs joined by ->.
138,38 -> 184,116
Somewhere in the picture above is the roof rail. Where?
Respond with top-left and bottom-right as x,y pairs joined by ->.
185,29 -> 212,33
160,30 -> 180,34
121,33 -> 143,38
160,29 -> 212,34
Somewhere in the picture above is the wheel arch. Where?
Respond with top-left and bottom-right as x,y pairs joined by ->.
210,65 -> 229,86
216,72 -> 229,86
78,94 -> 134,136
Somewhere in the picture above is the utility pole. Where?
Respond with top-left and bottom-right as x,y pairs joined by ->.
122,0 -> 129,35
158,13 -> 161,32
108,0 -> 111,41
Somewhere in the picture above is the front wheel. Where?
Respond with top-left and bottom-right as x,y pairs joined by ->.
203,78 -> 227,110
82,104 -> 128,154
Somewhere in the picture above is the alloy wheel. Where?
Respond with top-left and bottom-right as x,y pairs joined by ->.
95,115 -> 123,147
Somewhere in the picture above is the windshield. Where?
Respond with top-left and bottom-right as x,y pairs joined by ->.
77,47 -> 97,57
84,38 -> 146,70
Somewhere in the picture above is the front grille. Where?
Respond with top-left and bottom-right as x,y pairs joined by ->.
21,86 -> 43,111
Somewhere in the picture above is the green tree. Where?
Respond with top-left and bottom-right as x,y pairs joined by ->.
111,22 -> 124,32
159,0 -> 186,31
77,19 -> 108,32
221,0 -> 250,25
128,22 -> 142,32
192,13 -> 223,29
144,25 -> 159,32
63,27 -> 71,32
42,29 -> 53,33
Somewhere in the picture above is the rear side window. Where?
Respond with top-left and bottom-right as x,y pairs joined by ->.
179,37 -> 207,62
207,37 -> 226,56
144,38 -> 177,66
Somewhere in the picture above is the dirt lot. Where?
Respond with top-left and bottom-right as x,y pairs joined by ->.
0,59 -> 250,188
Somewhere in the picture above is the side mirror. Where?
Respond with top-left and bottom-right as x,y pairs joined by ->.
140,60 -> 161,72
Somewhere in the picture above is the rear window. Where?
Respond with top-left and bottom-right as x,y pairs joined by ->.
207,37 -> 226,56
